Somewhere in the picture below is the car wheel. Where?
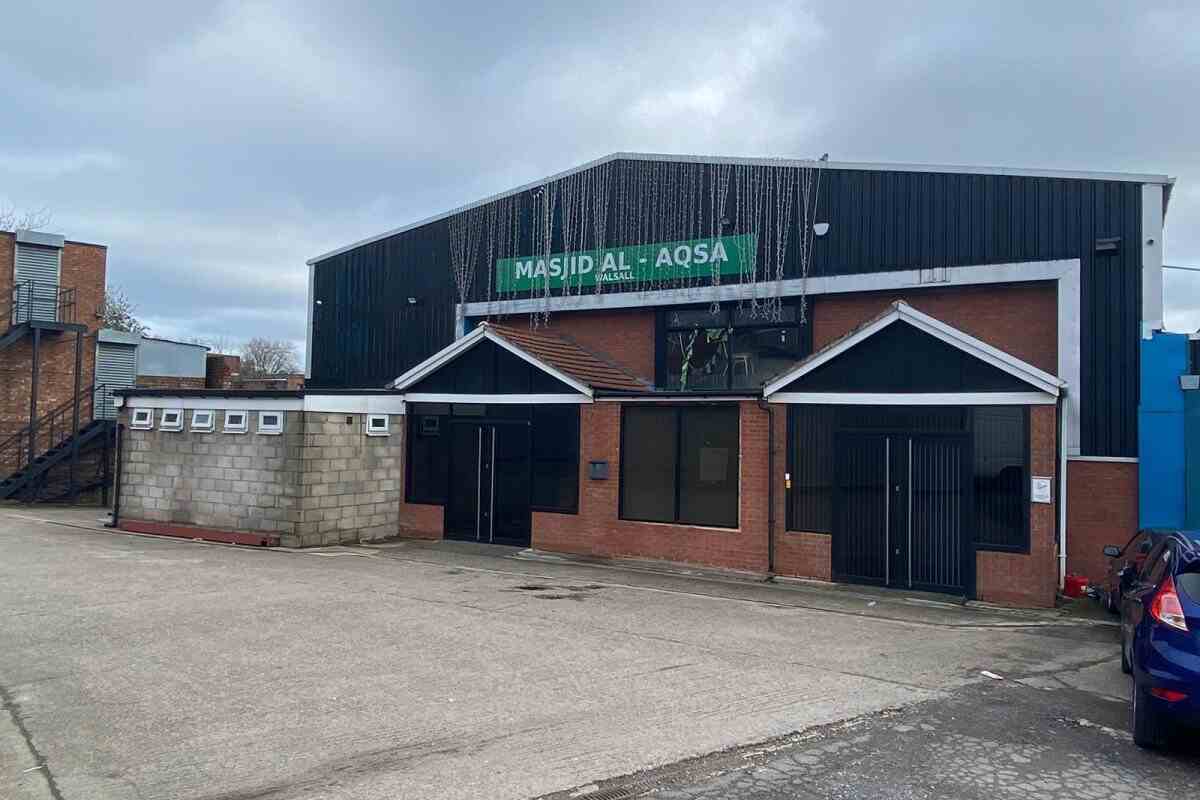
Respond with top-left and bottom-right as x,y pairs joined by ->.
1120,628 -> 1132,674
1131,678 -> 1169,749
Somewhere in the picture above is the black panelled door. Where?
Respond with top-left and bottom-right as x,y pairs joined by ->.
445,421 -> 532,546
834,433 -> 972,595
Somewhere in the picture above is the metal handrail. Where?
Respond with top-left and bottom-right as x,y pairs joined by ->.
0,383 -> 111,477
7,279 -> 76,327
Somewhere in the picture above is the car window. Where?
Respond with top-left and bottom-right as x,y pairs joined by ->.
1141,542 -> 1173,587
1178,571 -> 1200,603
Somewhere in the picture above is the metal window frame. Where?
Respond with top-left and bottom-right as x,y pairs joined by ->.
366,413 -> 390,436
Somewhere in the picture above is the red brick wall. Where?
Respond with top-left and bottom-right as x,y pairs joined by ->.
975,404 -> 1059,607
135,375 -> 206,390
534,309 -> 656,383
1066,459 -> 1138,585
533,401 -> 771,574
0,234 -> 106,440
812,281 -> 1058,374
206,354 -> 241,389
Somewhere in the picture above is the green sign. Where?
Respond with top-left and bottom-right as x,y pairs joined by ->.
495,234 -> 757,293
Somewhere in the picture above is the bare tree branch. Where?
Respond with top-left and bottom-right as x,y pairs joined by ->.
98,286 -> 148,335
239,337 -> 299,378
0,205 -> 53,233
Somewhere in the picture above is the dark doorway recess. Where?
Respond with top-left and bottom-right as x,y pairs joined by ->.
445,420 -> 532,546
834,432 -> 974,596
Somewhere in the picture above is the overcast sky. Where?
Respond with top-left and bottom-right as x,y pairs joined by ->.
2,1 -> 1199,358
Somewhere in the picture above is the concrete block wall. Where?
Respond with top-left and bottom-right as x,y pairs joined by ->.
118,409 -> 403,547
289,412 -> 402,547
119,409 -> 302,534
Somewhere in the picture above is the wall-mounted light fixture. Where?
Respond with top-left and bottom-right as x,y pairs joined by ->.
407,297 -> 419,305
813,222 -> 830,237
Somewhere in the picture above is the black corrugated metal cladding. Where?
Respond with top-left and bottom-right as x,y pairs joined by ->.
309,159 -> 1143,457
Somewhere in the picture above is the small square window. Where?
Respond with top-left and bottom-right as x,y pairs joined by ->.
257,411 -> 284,435
366,414 -> 390,436
160,409 -> 184,432
191,410 -> 215,432
130,408 -> 153,430
223,411 -> 248,434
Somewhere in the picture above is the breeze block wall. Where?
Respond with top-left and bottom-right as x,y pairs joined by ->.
117,408 -> 402,546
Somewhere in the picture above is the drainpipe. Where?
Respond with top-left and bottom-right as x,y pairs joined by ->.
106,423 -> 125,529
757,399 -> 775,576
1057,393 -> 1067,591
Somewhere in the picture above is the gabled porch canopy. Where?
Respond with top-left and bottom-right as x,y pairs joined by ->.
390,322 -> 649,403
763,301 -> 1065,405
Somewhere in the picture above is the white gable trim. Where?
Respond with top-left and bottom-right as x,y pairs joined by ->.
388,325 -> 593,398
762,301 -> 1063,399
768,392 -> 1057,406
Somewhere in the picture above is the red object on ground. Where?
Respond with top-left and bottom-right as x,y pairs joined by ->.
118,519 -> 279,547
1063,573 -> 1089,598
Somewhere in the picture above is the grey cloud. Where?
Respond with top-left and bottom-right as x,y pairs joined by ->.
1,0 -> 1198,361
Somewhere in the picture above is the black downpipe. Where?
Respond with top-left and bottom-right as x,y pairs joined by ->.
758,400 -> 775,576
106,423 -> 125,528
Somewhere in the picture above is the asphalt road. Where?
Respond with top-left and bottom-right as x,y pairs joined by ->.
0,507 -> 1179,800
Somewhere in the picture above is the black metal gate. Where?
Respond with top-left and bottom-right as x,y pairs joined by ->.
834,433 -> 973,595
445,420 -> 532,547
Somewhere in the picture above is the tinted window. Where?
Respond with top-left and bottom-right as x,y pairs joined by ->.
1177,570 -> 1200,602
621,405 -> 739,528
665,327 -> 730,391
531,405 -> 579,513
620,407 -> 677,522
789,405 -> 836,533
678,407 -> 739,527
1142,542 -> 1172,586
407,415 -> 449,504
973,407 -> 1028,551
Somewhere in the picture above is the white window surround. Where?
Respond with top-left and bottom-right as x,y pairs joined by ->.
191,410 -> 215,432
130,408 -> 153,430
366,414 -> 390,436
159,409 -> 184,432
223,410 -> 249,434
257,411 -> 284,435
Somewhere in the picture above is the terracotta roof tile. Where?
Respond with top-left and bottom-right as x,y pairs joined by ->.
484,322 -> 650,392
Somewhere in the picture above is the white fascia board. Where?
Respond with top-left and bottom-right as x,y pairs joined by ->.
1067,455 -> 1139,463
389,325 -> 593,398
308,155 -> 1169,266
402,393 -> 590,404
761,311 -> 897,395
302,395 -> 406,414
121,397 -> 303,411
761,302 -> 1062,398
594,395 -> 754,403
483,330 -> 594,398
389,325 -> 489,389
767,392 -> 1058,406
895,303 -> 1064,394
305,262 -> 314,379
1142,183 -> 1165,337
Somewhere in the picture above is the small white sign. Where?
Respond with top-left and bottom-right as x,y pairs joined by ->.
1031,476 -> 1053,504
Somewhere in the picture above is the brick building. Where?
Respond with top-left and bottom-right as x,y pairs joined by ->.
116,154 -> 1176,607
1,230 -> 107,441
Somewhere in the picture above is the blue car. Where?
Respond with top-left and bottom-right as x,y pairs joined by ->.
1111,529 -> 1200,748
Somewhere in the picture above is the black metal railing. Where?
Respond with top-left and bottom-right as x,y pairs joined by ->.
0,383 -> 111,479
7,280 -> 76,327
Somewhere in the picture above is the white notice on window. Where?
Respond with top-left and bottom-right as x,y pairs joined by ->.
699,447 -> 728,483
1031,476 -> 1053,504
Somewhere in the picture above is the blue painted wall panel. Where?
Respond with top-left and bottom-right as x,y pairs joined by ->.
1138,332 -> 1188,528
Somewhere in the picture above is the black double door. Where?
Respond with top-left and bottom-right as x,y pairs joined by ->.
833,433 -> 973,596
446,421 -> 532,546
